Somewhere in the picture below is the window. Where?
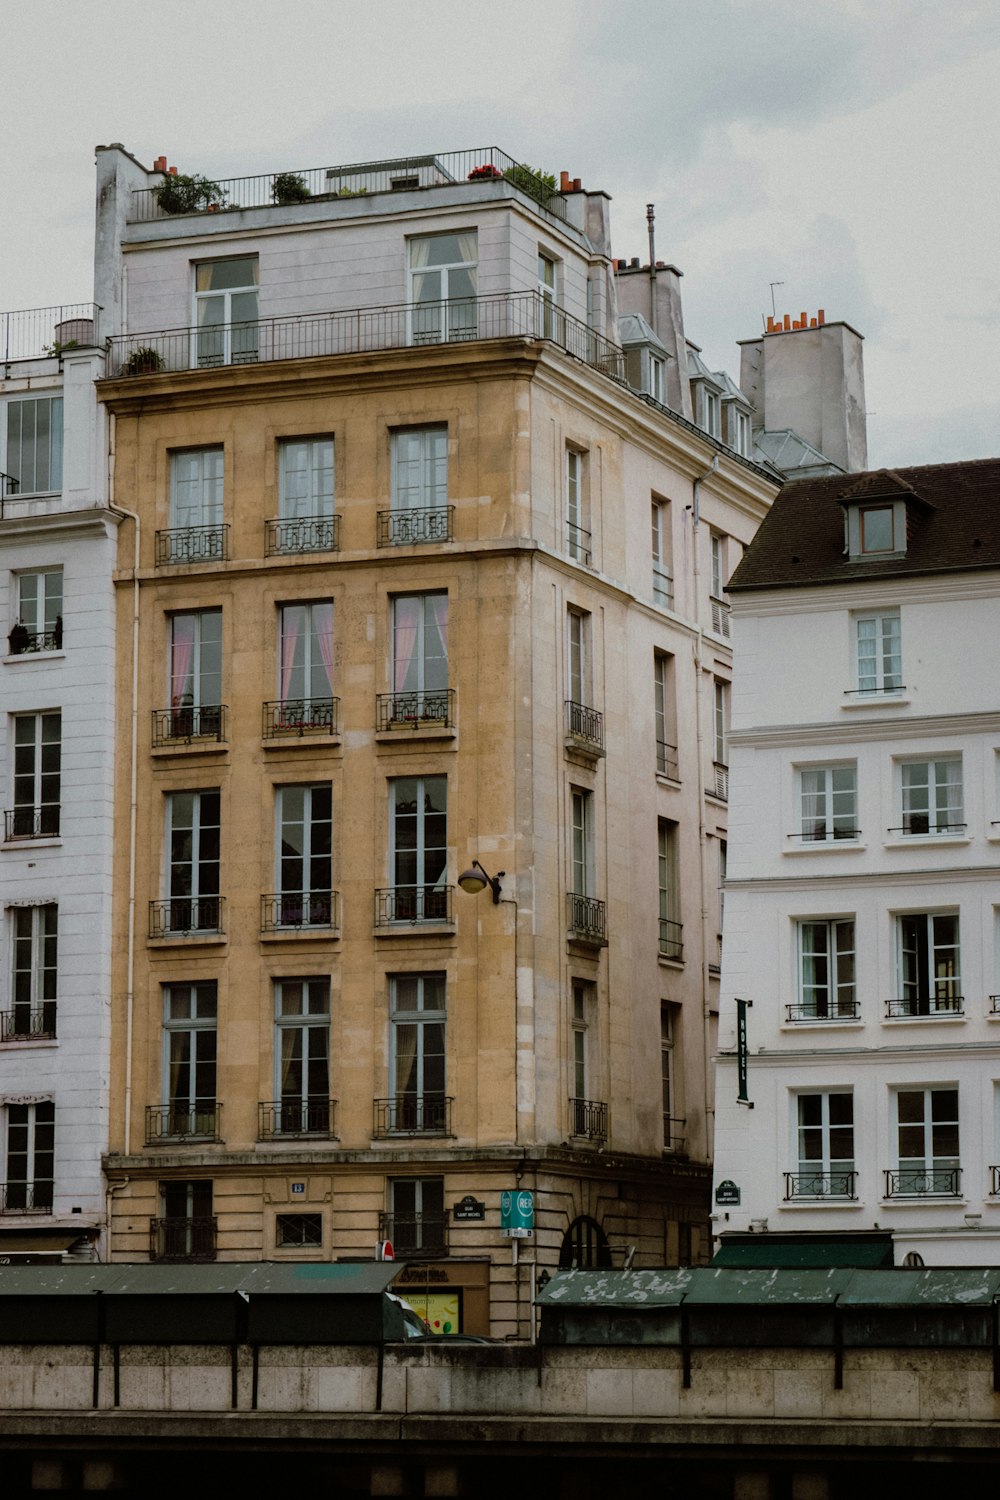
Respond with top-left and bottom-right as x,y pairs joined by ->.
654,652 -> 678,778
661,1004 -> 683,1151
274,978 -> 331,1135
569,980 -> 605,1141
389,973 -> 447,1133
154,1180 -> 215,1261
791,1093 -> 855,1197
2,1100 -> 54,1213
658,819 -> 682,960
10,570 -> 62,655
893,1087 -> 960,1195
164,790 -> 220,933
846,501 -> 907,559
694,383 -> 721,438
386,775 -> 448,922
6,904 -> 57,1042
795,920 -> 856,1020
168,610 -> 222,738
276,1213 -> 322,1249
651,499 -> 672,607
567,607 -> 589,708
162,982 -> 217,1137
571,789 -> 594,899
9,712 -> 60,840
718,839 -> 727,936
194,257 -> 258,367
385,427 -> 451,544
855,611 -> 901,695
274,785 -> 332,928
798,764 -> 858,842
3,397 -> 63,495
538,252 -> 557,338
571,980 -> 589,1103
277,601 -> 334,729
388,593 -> 448,721
899,758 -> 963,836
893,913 -> 961,1016
712,680 -> 729,800
409,233 -> 477,344
710,533 -> 725,600
164,449 -> 225,563
565,448 -> 591,564
650,354 -> 666,404
279,437 -> 334,520
387,1177 -> 446,1257
728,405 -> 752,457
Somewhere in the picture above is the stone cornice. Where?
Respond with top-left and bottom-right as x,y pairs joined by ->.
730,709 -> 1000,748
732,569 -> 1000,614
0,505 -> 119,543
725,862 -> 1000,892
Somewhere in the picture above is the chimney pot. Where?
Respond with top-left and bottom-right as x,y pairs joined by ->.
630,256 -> 640,268
572,177 -> 581,191
560,170 -> 571,191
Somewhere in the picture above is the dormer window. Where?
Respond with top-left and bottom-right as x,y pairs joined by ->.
861,505 -> 896,553
845,498 -> 907,559
694,384 -> 721,439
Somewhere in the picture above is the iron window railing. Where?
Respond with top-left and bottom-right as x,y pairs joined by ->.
148,897 -> 225,938
0,1181 -> 54,1214
658,918 -> 684,961
7,624 -> 62,655
260,890 -> 339,932
712,763 -> 729,801
888,821 -> 967,837
145,1104 -> 222,1144
377,1211 -> 449,1260
265,513 -> 341,556
377,505 -> 454,547
785,1000 -> 861,1023
885,994 -> 964,1018
262,697 -> 339,738
258,1098 -> 337,1139
791,827 -> 862,843
569,1097 -> 608,1144
567,892 -> 607,945
373,1096 -> 453,1137
152,705 -> 227,747
4,806 -> 60,841
784,1171 -> 858,1201
566,520 -> 592,566
374,886 -> 453,926
149,1216 -> 217,1262
376,689 -> 455,731
884,1167 -> 961,1197
663,1117 -> 687,1154
564,700 -> 605,752
155,524 -> 229,566
0,1006 -> 57,1042
656,741 -> 679,779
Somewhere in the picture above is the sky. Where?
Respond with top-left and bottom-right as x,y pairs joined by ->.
2,0 -> 997,469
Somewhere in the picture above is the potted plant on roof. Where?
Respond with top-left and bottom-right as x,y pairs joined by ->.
154,173 -> 229,215
468,163 -> 503,181
271,171 -> 311,205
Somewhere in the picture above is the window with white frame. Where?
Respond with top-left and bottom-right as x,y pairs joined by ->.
796,919 -> 856,1020
278,437 -> 334,520
2,1099 -> 54,1212
409,233 -> 477,344
274,978 -> 331,1134
650,354 -> 666,404
694,383 -> 721,438
3,397 -> 63,495
894,912 -> 961,1016
10,712 -> 61,839
651,498 -> 672,607
169,448 -> 224,531
165,790 -> 221,933
390,594 -> 448,716
798,763 -> 858,842
661,1003 -> 682,1150
388,776 -> 448,922
567,607 -> 590,708
728,405 -> 752,457
710,532 -> 725,599
8,904 -> 57,1041
162,982 -> 217,1137
538,251 -> 557,338
570,788 -> 594,899
11,569 -> 62,654
654,652 -> 677,778
390,973 -> 446,1133
792,1092 -> 855,1197
168,610 -> 222,736
570,979 -> 593,1132
658,819 -> 682,959
855,610 -> 902,695
565,447 -> 590,564
899,757 -> 964,837
712,679 -> 729,785
278,601 -> 334,724
893,1086 -> 960,1195
194,257 -> 258,367
388,427 -> 450,544
275,785 -> 332,928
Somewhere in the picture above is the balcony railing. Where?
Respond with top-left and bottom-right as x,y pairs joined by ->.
105,290 -> 625,384
260,890 -> 339,933
265,513 -> 341,556
152,704 -> 227,747
258,1098 -> 337,1139
569,1097 -> 608,1144
4,806 -> 60,841
889,820 -> 967,837
710,598 -> 731,638
658,918 -> 684,961
0,1181 -> 54,1214
377,1211 -> 449,1260
155,524 -> 229,565
1,302 -> 101,362
262,697 -> 340,738
792,826 -> 862,844
0,1006 -> 56,1042
150,1216 -> 217,1262
885,994 -> 964,1019
565,700 -> 605,753
656,740 -> 679,779
373,1095 -> 453,1137
652,565 -> 673,609
375,886 -> 453,926
785,1000 -> 861,1023
566,521 -> 592,566
712,763 -> 729,801
377,505 -> 454,547
145,1104 -> 222,1144
784,1171 -> 858,1201
376,689 -> 455,731
663,1116 -> 687,1154
7,623 -> 62,655
148,897 -> 224,938
567,892 -> 607,946
884,1167 -> 961,1198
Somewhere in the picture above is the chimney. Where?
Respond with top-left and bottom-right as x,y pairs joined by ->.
153,156 -> 167,173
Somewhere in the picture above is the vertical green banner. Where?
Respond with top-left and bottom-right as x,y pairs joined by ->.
736,997 -> 753,1107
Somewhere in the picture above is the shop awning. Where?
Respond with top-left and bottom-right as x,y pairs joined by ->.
712,1235 -> 894,1269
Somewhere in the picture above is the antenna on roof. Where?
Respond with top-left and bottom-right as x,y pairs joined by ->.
769,281 -> 784,317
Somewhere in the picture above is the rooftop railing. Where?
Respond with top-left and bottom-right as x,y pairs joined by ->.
128,148 -> 567,224
1,303 -> 101,362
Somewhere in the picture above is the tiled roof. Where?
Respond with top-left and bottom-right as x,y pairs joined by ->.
729,457 -> 1000,592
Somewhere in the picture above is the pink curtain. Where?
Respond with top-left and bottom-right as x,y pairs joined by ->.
170,617 -> 196,706
280,608 -> 301,702
393,597 -> 420,694
314,602 -> 334,694
430,593 -> 448,661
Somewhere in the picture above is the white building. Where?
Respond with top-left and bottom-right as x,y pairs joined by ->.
0,306 -> 117,1259
713,460 -> 1000,1267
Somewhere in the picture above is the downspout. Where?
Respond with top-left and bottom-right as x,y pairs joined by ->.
646,204 -> 657,336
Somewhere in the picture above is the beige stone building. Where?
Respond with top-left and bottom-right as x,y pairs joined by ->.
95,146 -> 776,1335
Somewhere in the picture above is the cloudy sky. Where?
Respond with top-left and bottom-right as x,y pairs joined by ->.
3,0 -> 997,467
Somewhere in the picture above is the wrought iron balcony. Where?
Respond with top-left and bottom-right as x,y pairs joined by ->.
377,505 -> 454,547
785,1000 -> 861,1023
710,598 -> 731,638
373,1095 -> 453,1137
145,1104 -> 222,1144
265,513 -> 341,556
784,1171 -> 858,1201
884,1167 -> 961,1198
0,1005 -> 56,1042
260,890 -> 339,933
377,1210 -> 449,1260
885,994 -> 963,1019
564,700 -> 605,753
889,819 -> 967,837
656,740 -> 679,779
652,565 -> 673,609
0,301 -> 100,361
567,892 -> 607,946
569,1097 -> 608,1144
658,918 -> 683,961
7,623 -> 62,655
259,1098 -> 337,1139
0,1181 -> 53,1214
792,826 -> 862,844
4,805 -> 60,841
150,1216 -> 217,1262
663,1116 -> 687,1154
375,886 -> 453,926
262,697 -> 339,738
155,524 -> 229,566
376,689 -> 455,731
566,521 -> 592,566
148,897 -> 224,938
712,762 -> 729,801
152,704 -> 227,747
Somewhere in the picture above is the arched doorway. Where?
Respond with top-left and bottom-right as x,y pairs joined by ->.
558,1215 -> 612,1269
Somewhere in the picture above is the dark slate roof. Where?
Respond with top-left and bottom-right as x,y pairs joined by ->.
729,457 -> 1000,592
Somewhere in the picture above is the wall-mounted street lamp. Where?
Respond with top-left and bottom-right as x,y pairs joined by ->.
458,859 -> 505,904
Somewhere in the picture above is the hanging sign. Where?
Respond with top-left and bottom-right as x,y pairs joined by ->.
500,1189 -> 534,1238
736,997 -> 753,1108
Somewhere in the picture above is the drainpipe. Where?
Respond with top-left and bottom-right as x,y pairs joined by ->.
646,204 -> 657,336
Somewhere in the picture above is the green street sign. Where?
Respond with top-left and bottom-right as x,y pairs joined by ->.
500,1188 -> 534,1238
